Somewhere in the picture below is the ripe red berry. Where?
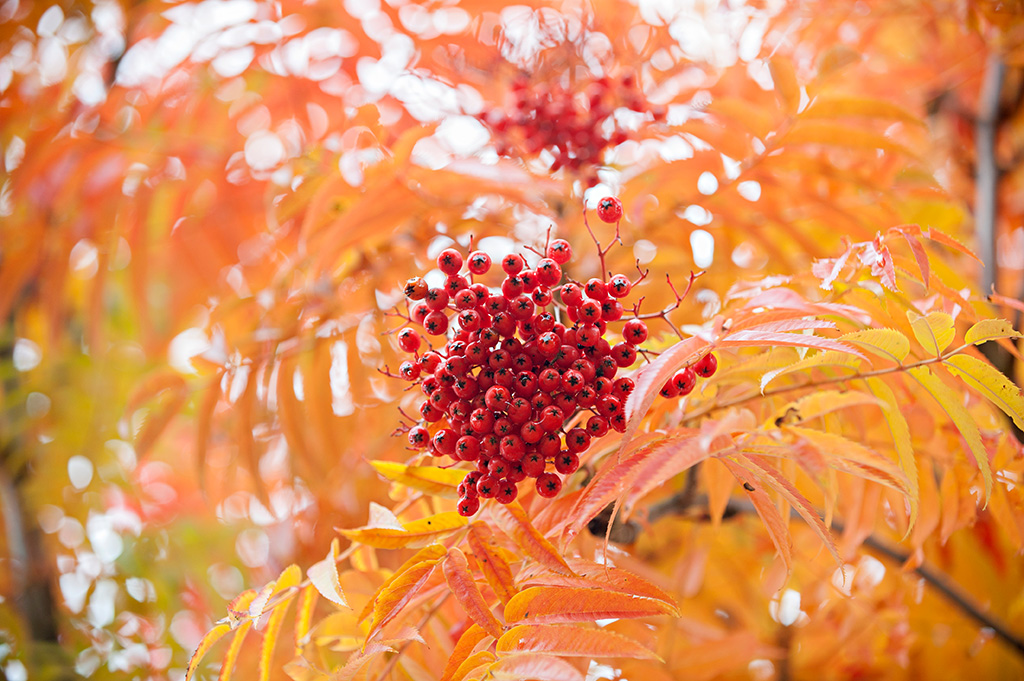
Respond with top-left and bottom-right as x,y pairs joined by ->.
585,278 -> 608,300
457,495 -> 480,516
695,353 -> 718,378
546,239 -> 572,264
555,451 -> 580,475
565,428 -> 590,453
432,429 -> 457,456
560,282 -> 583,306
502,253 -> 525,275
399,361 -> 419,381
495,480 -> 518,504
607,274 -> 631,298
405,277 -> 428,300
408,425 -> 430,449
623,319 -> 648,345
437,248 -> 463,275
596,196 -> 623,223
424,287 -> 449,311
586,415 -> 610,437
397,327 -> 421,353
671,367 -> 696,396
467,251 -> 491,275
536,472 -> 562,498
423,311 -> 449,336
456,436 -> 480,461
536,258 -> 562,286
485,385 -> 510,410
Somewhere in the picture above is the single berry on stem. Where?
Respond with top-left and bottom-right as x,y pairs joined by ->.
695,353 -> 718,378
596,196 -> 623,223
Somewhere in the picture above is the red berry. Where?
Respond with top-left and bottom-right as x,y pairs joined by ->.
671,367 -> 696,396
425,288 -> 449,311
536,258 -> 562,286
565,428 -> 590,453
467,251 -> 491,275
585,278 -> 608,300
457,495 -> 480,516
546,239 -> 573,264
476,475 -> 499,499
560,283 -> 584,306
555,450 -> 580,474
522,451 -> 545,477
410,301 -> 430,324
660,381 -> 679,399
607,274 -> 631,298
536,472 -> 562,498
423,311 -> 449,336
432,429 -> 457,456
408,425 -> 430,449
495,480 -> 518,504
437,248 -> 463,275
399,361 -> 420,381
596,196 -> 623,223
485,385 -> 511,410
695,353 -> 718,378
586,415 -> 610,437
502,253 -> 525,275
456,436 -> 481,461
623,319 -> 648,345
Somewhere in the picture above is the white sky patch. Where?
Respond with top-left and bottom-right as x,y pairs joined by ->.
329,340 -> 354,416
682,204 -> 713,226
168,328 -> 211,374
697,170 -> 718,195
68,455 -> 94,490
737,180 -> 761,201
690,229 -> 715,268
13,338 -> 41,371
769,588 -> 803,626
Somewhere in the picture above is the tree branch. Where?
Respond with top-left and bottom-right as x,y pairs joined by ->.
589,492 -> 1024,658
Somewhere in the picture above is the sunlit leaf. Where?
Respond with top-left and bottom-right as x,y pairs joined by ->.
441,625 -> 492,681
908,367 -> 992,502
368,558 -> 440,640
308,538 -> 349,608
720,458 -> 792,571
804,96 -> 921,124
258,564 -> 302,681
185,623 -> 231,681
769,57 -> 801,115
907,310 -> 955,355
443,547 -> 504,639
467,523 -> 518,606
504,586 -> 677,624
482,653 -> 585,681
863,377 -> 919,528
943,354 -> 1024,429
339,512 -> 468,549
496,624 -> 659,660
370,460 -> 467,498
964,319 -> 1024,345
840,328 -> 911,363
494,503 -> 574,577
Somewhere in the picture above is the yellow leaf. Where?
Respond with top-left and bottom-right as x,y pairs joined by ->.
908,367 -> 992,503
804,96 -> 921,125
760,350 -> 861,391
340,512 -> 469,549
369,461 -> 468,499
863,377 -> 919,530
771,390 -> 881,426
964,318 -> 1024,345
308,538 -> 349,608
294,584 -> 317,653
944,354 -> 1024,429
496,624 -> 659,660
907,310 -> 955,355
769,57 -> 801,115
217,590 -> 259,681
443,548 -> 504,639
841,328 -> 910,363
505,587 -> 676,624
259,564 -> 302,681
185,623 -> 231,681
358,544 -> 447,623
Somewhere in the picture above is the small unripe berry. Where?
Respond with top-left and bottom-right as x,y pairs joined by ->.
405,277 -> 428,300
596,196 -> 623,223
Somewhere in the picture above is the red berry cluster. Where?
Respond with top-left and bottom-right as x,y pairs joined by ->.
479,72 -> 664,182
391,209 -> 656,516
659,352 -> 717,398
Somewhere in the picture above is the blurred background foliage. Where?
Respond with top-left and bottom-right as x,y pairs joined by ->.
1,0 -> 1024,679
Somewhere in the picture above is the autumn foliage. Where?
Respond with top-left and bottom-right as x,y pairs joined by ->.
2,0 -> 1024,680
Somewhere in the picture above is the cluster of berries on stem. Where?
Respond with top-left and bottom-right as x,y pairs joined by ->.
386,198 -> 715,516
478,71 -> 665,183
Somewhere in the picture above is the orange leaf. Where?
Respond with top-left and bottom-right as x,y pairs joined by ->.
496,624 -> 659,660
368,558 -> 440,640
467,523 -> 518,606
768,57 -> 801,115
504,586 -> 677,624
294,584 -> 317,654
517,558 -> 678,611
358,544 -> 447,622
333,642 -> 395,681
483,653 -> 585,681
443,547 -> 505,639
441,625 -> 492,681
720,458 -> 792,571
494,503 -> 574,577
216,590 -> 259,681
